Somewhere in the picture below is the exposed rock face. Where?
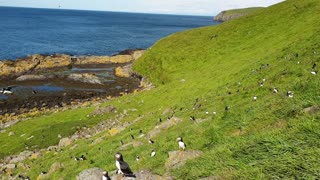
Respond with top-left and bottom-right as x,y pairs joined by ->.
0,50 -> 145,79
165,150 -> 203,169
214,7 -> 263,22
147,117 -> 183,138
115,64 -> 132,78
214,11 -> 245,22
67,73 -> 103,85
58,137 -> 73,147
16,75 -> 47,81
91,105 -> 117,116
110,170 -> 172,180
77,168 -> 105,180
9,151 -> 32,164
74,56 -> 111,64
110,55 -> 133,63
303,105 -> 320,114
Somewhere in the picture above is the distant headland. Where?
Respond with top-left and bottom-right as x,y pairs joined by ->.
214,7 -> 264,22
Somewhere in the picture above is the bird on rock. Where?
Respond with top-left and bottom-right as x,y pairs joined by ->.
114,152 -> 135,177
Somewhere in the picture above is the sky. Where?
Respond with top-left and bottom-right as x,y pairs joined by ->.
0,0 -> 285,16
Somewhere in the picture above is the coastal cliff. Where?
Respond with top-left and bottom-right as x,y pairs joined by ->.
214,7 -> 264,22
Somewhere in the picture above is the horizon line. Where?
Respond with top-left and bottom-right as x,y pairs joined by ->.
0,5 -> 216,17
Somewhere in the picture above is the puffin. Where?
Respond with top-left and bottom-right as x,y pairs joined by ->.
102,171 -> 111,180
136,155 -> 140,161
253,96 -> 257,101
273,87 -> 279,93
0,86 -> 15,95
287,91 -> 294,98
148,139 -> 154,144
114,152 -> 135,177
150,149 -> 156,157
177,137 -> 186,151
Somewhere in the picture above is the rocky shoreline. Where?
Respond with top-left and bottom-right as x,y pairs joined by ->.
0,49 -> 153,123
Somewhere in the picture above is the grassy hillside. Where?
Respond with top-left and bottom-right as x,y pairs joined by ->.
1,0 -> 320,179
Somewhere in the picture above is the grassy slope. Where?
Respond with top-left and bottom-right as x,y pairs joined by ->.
1,0 -> 320,179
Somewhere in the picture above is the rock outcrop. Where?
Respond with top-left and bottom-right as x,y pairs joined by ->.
115,64 -> 132,78
165,150 -> 203,169
67,73 -> 103,85
16,75 -> 47,81
0,50 -> 145,80
77,168 -> 105,180
214,7 -> 263,22
147,117 -> 183,138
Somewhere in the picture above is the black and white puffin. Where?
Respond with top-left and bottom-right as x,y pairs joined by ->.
102,171 -> 111,180
136,155 -> 140,161
287,91 -> 294,98
0,86 -> 15,95
253,96 -> 257,101
150,149 -> 156,157
189,116 -> 195,121
148,138 -> 154,144
114,152 -> 135,177
177,137 -> 186,150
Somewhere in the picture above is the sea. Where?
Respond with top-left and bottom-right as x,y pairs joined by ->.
0,6 -> 218,60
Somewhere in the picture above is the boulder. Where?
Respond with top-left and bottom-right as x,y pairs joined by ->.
47,146 -> 58,151
115,64 -> 132,78
132,50 -> 146,60
147,117 -> 183,138
75,56 -> 111,64
35,54 -> 71,70
110,170 -> 172,180
135,170 -> 173,180
4,164 -> 16,170
9,151 -> 32,164
76,167 -> 105,180
91,105 -> 117,116
58,137 -> 73,147
110,55 -> 133,63
303,105 -> 320,114
67,73 -> 102,85
16,75 -> 47,81
8,131 -> 15,136
49,162 -> 64,174
165,150 -> 203,169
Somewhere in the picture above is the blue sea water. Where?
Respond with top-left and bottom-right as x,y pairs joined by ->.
0,6 -> 218,60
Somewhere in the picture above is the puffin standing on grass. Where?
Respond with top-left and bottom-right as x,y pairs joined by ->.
177,137 -> 186,151
114,152 -> 135,177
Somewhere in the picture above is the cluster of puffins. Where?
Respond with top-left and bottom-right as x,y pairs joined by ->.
100,137 -> 186,179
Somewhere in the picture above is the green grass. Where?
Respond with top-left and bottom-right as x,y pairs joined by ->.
1,0 -> 320,179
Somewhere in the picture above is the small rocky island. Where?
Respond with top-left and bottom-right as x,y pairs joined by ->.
214,7 -> 264,22
0,49 -> 151,122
